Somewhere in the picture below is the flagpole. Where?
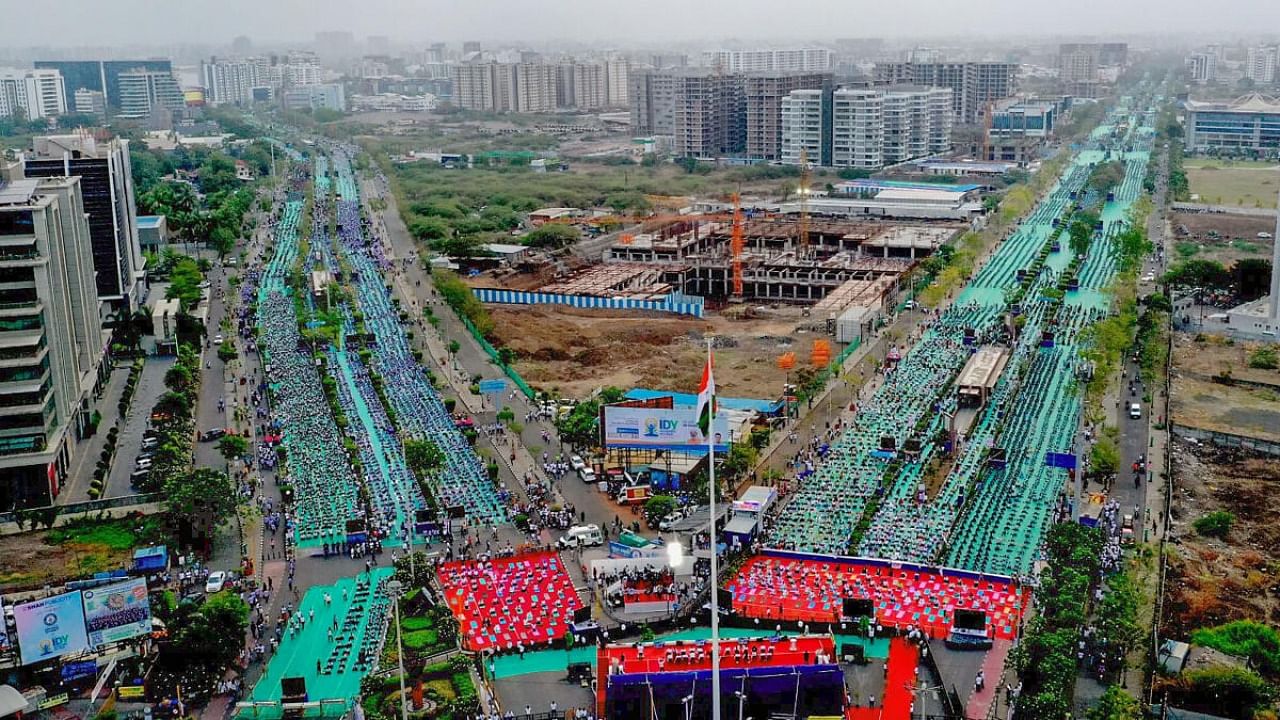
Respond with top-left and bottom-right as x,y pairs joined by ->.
706,337 -> 721,720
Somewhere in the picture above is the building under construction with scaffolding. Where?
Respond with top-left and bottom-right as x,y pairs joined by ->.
598,213 -> 958,303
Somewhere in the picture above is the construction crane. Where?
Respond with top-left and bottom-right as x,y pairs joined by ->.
798,149 -> 811,257
731,194 -> 745,297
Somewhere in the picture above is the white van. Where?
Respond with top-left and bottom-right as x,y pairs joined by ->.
557,525 -> 603,549
1128,402 -> 1142,420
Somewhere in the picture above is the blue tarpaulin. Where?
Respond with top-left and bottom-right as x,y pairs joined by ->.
132,545 -> 168,572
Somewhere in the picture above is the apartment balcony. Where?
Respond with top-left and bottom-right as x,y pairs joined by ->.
0,366 -> 50,396
0,300 -> 42,318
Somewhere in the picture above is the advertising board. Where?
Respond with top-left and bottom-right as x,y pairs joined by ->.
602,406 -> 729,453
14,591 -> 88,666
83,578 -> 151,647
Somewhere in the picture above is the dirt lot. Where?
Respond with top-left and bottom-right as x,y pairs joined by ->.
1161,441 -> 1280,636
487,304 -> 820,400
1171,211 -> 1275,265
1185,162 -> 1280,210
0,529 -> 137,591
1170,333 -> 1280,443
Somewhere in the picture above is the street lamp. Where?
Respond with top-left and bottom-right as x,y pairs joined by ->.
386,579 -> 409,720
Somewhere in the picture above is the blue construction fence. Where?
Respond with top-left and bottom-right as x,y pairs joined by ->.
472,288 -> 705,318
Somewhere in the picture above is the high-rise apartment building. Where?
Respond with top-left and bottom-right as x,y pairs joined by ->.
202,57 -> 262,105
115,69 -> 184,119
782,86 -> 951,169
743,72 -> 831,161
0,68 -> 67,119
703,49 -> 832,73
673,71 -> 745,158
1188,52 -> 1218,84
605,58 -> 631,106
282,84 -> 346,112
449,62 -> 560,112
1246,46 -> 1278,84
872,60 -> 1016,123
560,63 -> 606,110
22,135 -> 142,310
0,169 -> 106,506
451,63 -> 497,111
34,60 -> 172,110
630,69 -> 678,136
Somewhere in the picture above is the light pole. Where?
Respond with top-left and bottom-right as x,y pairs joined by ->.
387,579 -> 409,720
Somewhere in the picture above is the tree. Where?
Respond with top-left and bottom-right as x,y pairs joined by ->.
163,468 -> 237,530
721,443 -> 759,480
1191,620 -> 1280,677
1089,431 -> 1119,476
404,439 -> 446,481
216,434 -> 249,463
523,223 -> 580,249
164,591 -> 249,679
1068,213 -> 1099,257
1193,510 -> 1235,538
643,495 -> 677,526
409,217 -> 451,242
1086,685 -> 1142,720
1162,259 -> 1231,290
166,256 -> 205,311
447,340 -> 461,355
217,343 -> 238,363
556,399 -> 603,449
1233,258 -> 1273,300
163,363 -> 195,394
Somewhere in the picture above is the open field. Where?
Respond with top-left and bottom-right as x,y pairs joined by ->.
487,305 -> 821,400
1161,441 -> 1280,635
1185,164 -> 1280,210
0,516 -> 158,591
1171,376 -> 1280,443
1171,210 -> 1275,264
1183,158 -> 1280,170
1172,334 -> 1280,387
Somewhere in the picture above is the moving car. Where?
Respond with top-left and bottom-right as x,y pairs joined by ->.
200,428 -> 227,442
205,571 -> 229,594
1128,402 -> 1142,420
213,334 -> 224,345
557,525 -> 603,549
570,455 -> 586,471
579,467 -> 597,484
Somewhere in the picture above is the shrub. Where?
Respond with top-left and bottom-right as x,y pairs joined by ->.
1248,345 -> 1279,370
1194,511 -> 1235,539
1191,621 -> 1280,677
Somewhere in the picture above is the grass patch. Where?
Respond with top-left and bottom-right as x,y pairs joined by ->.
46,516 -> 158,550
402,629 -> 440,650
423,678 -> 455,701
1176,241 -> 1200,259
402,616 -> 435,632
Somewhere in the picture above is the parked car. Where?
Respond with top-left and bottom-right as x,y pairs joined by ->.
213,334 -> 224,345
205,571 -> 229,594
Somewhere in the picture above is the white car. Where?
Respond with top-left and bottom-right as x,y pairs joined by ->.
205,571 -> 229,594
213,334 -> 224,345
199,281 -> 212,289
570,455 -> 586,471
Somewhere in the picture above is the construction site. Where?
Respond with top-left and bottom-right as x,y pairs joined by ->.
470,183 -> 967,399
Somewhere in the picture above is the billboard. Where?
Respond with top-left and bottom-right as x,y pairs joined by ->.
14,591 -> 88,665
602,406 -> 729,453
83,578 -> 151,647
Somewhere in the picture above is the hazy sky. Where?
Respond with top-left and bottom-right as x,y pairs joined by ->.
4,0 -> 1279,46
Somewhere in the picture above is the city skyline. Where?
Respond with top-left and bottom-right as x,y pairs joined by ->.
3,0 -> 1280,46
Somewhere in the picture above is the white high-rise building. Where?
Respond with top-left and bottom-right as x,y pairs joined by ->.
782,85 -> 951,170
0,68 -> 67,119
605,58 -> 630,106
73,89 -> 105,119
115,69 -> 184,118
1245,46 -> 1278,84
1188,52 -> 1218,84
703,49 -> 831,73
202,58 -> 262,105
780,89 -> 824,166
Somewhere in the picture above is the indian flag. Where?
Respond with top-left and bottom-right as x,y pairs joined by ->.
696,353 -> 716,438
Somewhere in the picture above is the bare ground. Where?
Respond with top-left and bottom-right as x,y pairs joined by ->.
1160,441 -> 1280,637
0,531 -> 136,591
487,305 -> 816,400
1172,334 -> 1280,388
1171,211 -> 1275,265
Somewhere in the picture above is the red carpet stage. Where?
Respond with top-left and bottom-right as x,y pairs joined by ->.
728,554 -> 1028,640
437,551 -> 583,652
